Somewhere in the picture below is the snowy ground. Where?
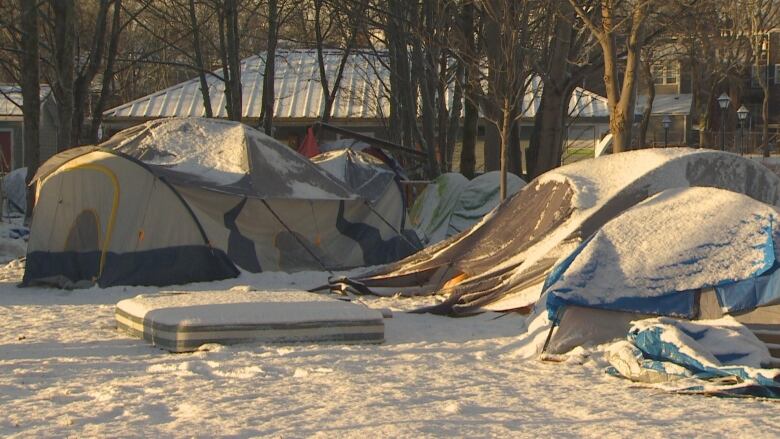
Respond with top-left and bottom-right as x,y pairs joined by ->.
1,253 -> 780,436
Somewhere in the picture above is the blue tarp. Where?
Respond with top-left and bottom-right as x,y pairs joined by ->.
543,188 -> 780,321
607,318 -> 780,398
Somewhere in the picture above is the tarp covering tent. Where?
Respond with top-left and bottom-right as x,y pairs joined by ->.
311,148 -> 407,229
330,149 -> 780,315
544,187 -> 780,321
527,186 -> 780,355
409,171 -> 525,245
23,118 -> 421,288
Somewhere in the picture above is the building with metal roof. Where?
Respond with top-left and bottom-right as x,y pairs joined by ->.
103,49 -> 613,168
0,85 -> 59,171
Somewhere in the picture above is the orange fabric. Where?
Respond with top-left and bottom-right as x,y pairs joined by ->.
443,272 -> 469,289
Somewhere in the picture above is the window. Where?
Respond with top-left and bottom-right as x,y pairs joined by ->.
775,65 -> 780,85
652,62 -> 679,85
751,65 -> 769,88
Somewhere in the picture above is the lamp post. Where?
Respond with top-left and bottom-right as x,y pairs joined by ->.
737,105 -> 749,156
662,115 -> 672,148
717,93 -> 731,151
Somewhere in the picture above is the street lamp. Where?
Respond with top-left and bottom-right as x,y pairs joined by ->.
717,93 -> 731,151
662,115 -> 672,148
737,105 -> 749,156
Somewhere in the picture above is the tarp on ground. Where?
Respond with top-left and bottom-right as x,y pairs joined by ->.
410,172 -> 525,245
23,118 -> 421,288
544,187 -> 780,320
330,149 -> 780,315
607,317 -> 780,398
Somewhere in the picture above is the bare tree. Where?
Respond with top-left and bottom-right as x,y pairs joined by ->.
569,0 -> 652,152
19,0 -> 41,218
49,0 -> 76,150
745,0 -> 780,156
261,0 -> 277,133
188,0 -> 214,118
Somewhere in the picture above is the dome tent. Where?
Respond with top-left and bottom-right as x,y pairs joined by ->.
536,186 -> 780,355
330,149 -> 780,315
24,118 -> 420,288
311,148 -> 407,230
409,171 -> 526,245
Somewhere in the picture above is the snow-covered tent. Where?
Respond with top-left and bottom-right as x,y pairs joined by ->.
535,186 -> 780,355
24,118 -> 421,288
409,171 -> 526,245
330,149 -> 780,315
311,149 -> 407,230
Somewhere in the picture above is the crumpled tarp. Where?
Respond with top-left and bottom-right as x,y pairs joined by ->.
606,317 -> 780,399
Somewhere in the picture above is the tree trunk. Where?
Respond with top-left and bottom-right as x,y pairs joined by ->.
460,97 -> 477,178
51,0 -> 76,150
761,81 -> 770,156
225,0 -> 242,122
445,54 -> 463,172
189,0 -> 213,118
499,98 -> 511,200
412,39 -> 438,178
594,3 -> 647,153
217,4 -> 233,119
315,0 -> 358,128
529,84 -> 571,178
458,1 -> 476,178
261,0 -> 277,134
89,0 -> 123,144
71,0 -> 110,146
638,59 -> 654,148
20,0 -> 40,219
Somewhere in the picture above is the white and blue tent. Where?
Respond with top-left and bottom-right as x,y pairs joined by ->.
538,186 -> 780,356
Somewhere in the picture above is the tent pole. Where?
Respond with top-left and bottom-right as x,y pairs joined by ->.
361,200 -> 420,250
260,199 -> 333,274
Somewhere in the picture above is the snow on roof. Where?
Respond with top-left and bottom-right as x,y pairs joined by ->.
0,85 -> 51,116
104,49 -> 611,121
636,93 -> 693,116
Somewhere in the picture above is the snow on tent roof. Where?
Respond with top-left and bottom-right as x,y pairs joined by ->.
310,149 -> 397,201
103,49 -> 610,121
332,148 -> 780,315
544,186 -> 780,319
109,118 -> 356,199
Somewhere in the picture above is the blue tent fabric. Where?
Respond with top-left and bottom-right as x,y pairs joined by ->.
543,187 -> 780,321
715,261 -> 780,313
607,318 -> 780,398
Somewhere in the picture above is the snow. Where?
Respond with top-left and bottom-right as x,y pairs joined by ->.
123,118 -> 250,185
539,148 -> 694,210
630,316 -> 773,369
2,254 -> 779,435
546,187 -> 780,310
3,214 -> 780,435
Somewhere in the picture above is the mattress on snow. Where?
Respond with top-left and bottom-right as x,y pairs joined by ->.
115,290 -> 385,352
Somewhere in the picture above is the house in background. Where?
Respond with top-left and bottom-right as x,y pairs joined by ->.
0,85 -> 60,171
102,49 -> 613,172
